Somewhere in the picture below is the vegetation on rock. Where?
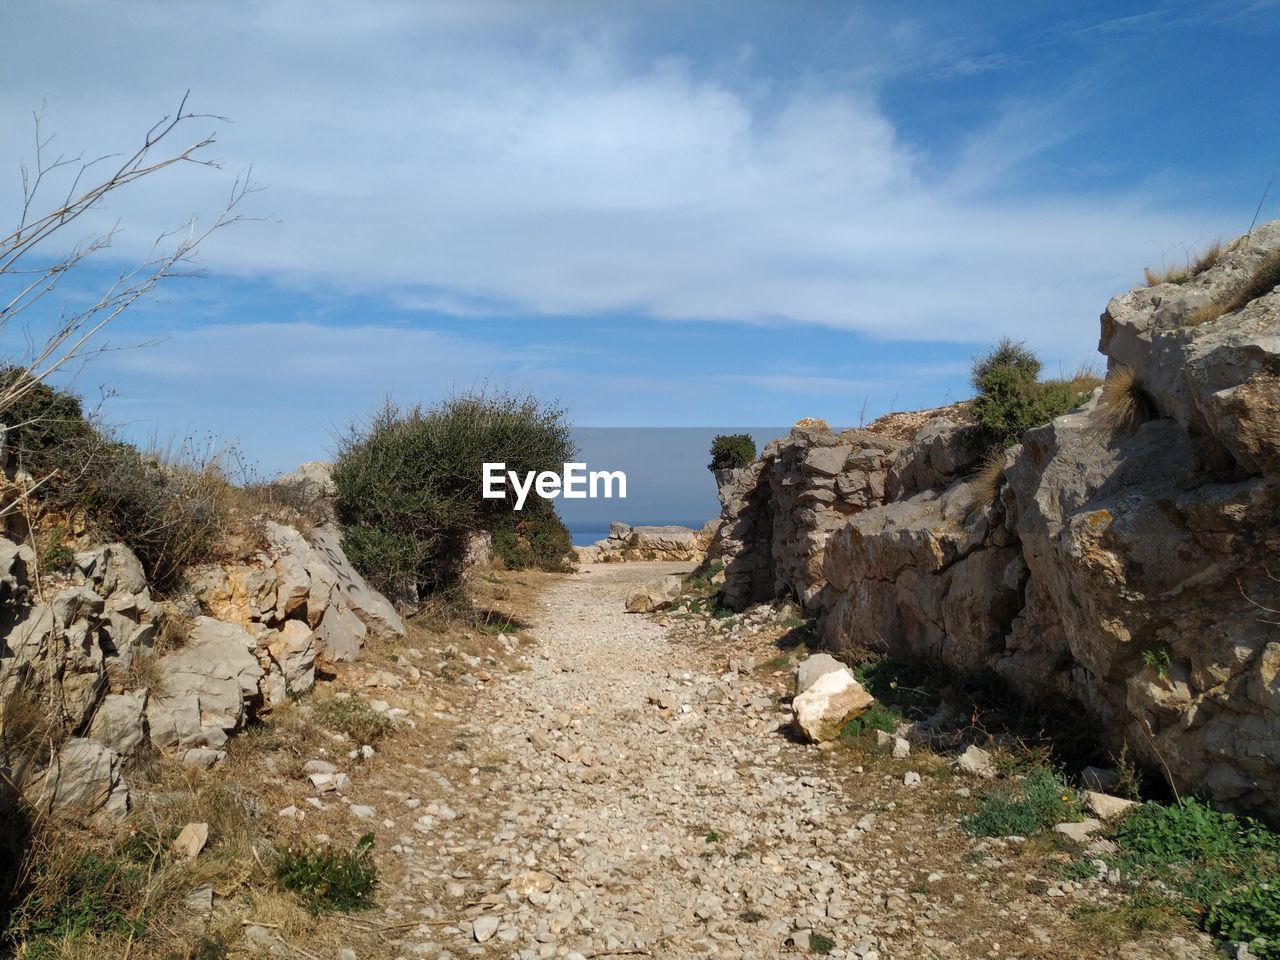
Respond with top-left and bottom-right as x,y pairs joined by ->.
708,434 -> 757,472
969,338 -> 1098,448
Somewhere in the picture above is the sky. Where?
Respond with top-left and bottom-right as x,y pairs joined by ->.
1,0 -> 1278,501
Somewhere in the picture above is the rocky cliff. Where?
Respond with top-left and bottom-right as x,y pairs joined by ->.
706,221 -> 1280,820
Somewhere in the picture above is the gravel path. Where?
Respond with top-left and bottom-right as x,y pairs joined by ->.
358,563 -> 1213,960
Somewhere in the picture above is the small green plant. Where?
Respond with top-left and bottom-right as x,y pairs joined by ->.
708,433 -> 757,472
1109,797 -> 1280,955
704,831 -> 721,843
969,338 -> 1096,448
275,833 -> 377,913
7,843 -> 147,954
961,767 -> 1081,838
1142,646 -> 1172,678
313,696 -> 393,744
1206,882 -> 1280,958
808,931 -> 836,954
852,659 -> 941,719
839,703 -> 903,739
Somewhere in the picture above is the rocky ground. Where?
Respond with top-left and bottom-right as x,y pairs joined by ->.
235,562 -> 1218,960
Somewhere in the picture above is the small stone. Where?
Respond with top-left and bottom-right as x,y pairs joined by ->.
473,916 -> 500,943
903,771 -> 922,787
351,805 -> 376,819
172,822 -> 209,859
1083,790 -> 1137,822
892,737 -> 911,759
1053,818 -> 1104,844
955,744 -> 996,778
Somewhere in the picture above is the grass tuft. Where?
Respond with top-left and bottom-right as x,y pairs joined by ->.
1097,366 -> 1153,434
1144,238 -> 1225,287
312,695 -> 393,744
1187,248 -> 1280,326
970,447 -> 1008,510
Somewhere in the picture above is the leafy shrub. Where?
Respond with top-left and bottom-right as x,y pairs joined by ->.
970,339 -> 1095,448
708,434 -> 756,472
961,767 -> 1081,837
489,499 -> 574,572
852,659 -> 941,720
275,833 -> 377,913
0,371 -> 234,590
1112,798 -> 1280,905
0,369 -> 97,478
313,696 -> 393,744
1207,883 -> 1280,958
809,932 -> 836,954
1142,645 -> 1172,678
332,391 -> 574,599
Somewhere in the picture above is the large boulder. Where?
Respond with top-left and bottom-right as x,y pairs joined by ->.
792,654 -> 874,742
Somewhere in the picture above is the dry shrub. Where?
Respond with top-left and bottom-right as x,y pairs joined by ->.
1187,248 -> 1280,326
1143,238 -> 1225,287
1098,366 -> 1153,433
0,681 -> 59,776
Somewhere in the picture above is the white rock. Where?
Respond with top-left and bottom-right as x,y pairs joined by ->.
472,916 -> 500,943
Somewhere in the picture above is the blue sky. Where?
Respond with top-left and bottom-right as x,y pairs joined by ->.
1,0 -> 1278,484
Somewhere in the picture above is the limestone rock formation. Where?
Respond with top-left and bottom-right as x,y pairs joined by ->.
579,523 -> 709,563
1,503 -> 405,820
705,221 -> 1280,820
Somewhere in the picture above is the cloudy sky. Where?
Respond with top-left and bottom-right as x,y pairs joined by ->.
1,0 -> 1277,481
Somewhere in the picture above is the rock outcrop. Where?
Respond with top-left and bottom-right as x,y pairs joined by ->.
705,221 -> 1280,821
577,523 -> 709,563
0,512 -> 405,823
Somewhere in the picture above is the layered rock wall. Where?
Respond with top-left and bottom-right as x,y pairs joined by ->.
706,221 -> 1280,820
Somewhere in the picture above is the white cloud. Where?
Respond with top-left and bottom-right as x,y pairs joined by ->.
0,0 -> 1231,364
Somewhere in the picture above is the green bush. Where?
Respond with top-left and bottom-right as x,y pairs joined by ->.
275,833 -> 377,913
489,499 -> 575,572
1207,883 -> 1280,958
332,392 -> 574,599
961,767 -> 1081,837
708,433 -> 756,471
970,339 -> 1093,448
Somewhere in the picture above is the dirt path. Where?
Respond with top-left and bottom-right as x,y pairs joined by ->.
300,563 -> 1213,960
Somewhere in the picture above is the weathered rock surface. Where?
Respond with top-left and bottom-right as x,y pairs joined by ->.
1,503 -> 404,817
703,220 -> 1280,821
578,523 -> 709,563
625,574 -> 685,613
792,654 -> 874,742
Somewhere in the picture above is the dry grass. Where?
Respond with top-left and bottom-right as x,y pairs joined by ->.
1186,247 -> 1280,326
970,447 -> 1009,510
1097,366 -> 1153,434
1143,238 -> 1225,287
